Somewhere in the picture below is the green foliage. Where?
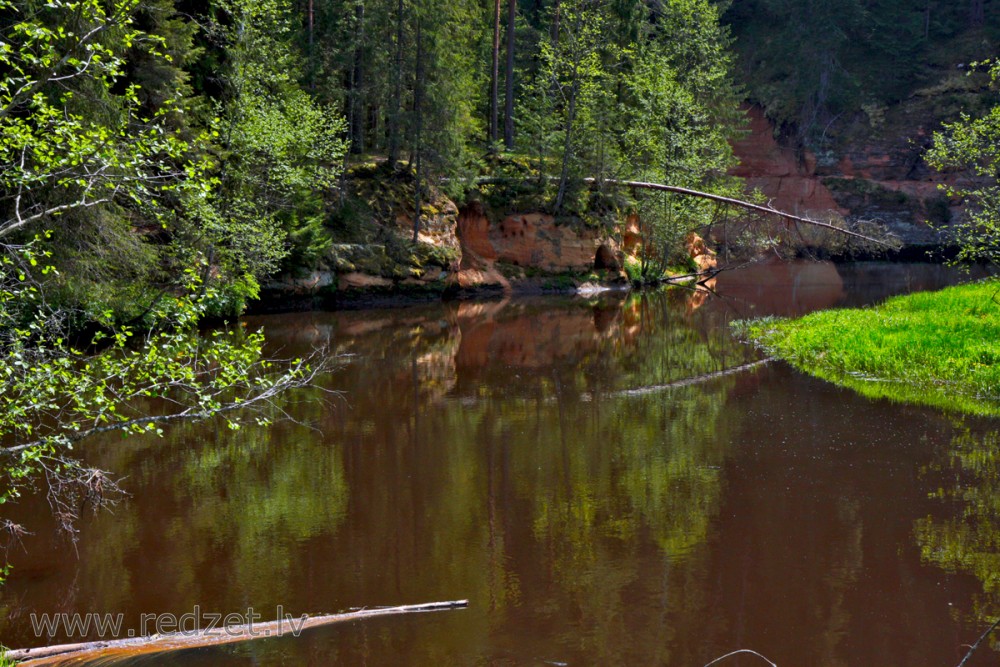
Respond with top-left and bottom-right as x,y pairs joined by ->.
927,60 -> 1000,267
0,0 -> 212,245
0,240 -> 320,545
623,255 -> 644,283
916,427 -> 1000,626
742,280 -> 1000,416
282,212 -> 333,274
0,0 -> 348,320
508,0 -> 742,262
182,0 -> 347,284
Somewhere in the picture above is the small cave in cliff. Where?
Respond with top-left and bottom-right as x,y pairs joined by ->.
594,243 -> 621,271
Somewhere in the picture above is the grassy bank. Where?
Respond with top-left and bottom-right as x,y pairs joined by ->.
740,280 -> 1000,416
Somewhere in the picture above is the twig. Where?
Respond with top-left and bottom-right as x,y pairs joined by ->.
703,649 -> 778,667
956,616 -> 1000,667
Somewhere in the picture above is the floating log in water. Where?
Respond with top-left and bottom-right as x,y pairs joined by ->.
8,600 -> 469,666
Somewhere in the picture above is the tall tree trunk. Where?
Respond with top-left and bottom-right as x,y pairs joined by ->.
969,0 -> 985,27
389,0 -> 405,166
347,57 -> 358,153
349,3 -> 367,154
413,11 -> 425,242
489,0 -> 501,147
554,67 -> 580,213
307,0 -> 315,89
503,0 -> 516,149
308,0 -> 314,49
550,0 -> 560,43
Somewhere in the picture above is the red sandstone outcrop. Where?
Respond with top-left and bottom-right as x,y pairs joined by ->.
685,233 -> 717,272
730,107 -> 846,217
451,201 -> 622,291
729,104 -> 973,248
457,203 -> 613,271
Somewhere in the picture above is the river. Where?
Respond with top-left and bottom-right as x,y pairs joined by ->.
2,260 -> 999,666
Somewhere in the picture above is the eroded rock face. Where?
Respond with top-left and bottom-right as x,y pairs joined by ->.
393,187 -> 462,255
730,107 -> 847,217
456,201 -> 497,263
729,105 -> 962,248
493,213 -> 607,271
338,272 -> 394,290
452,202 -> 622,290
685,233 -> 717,272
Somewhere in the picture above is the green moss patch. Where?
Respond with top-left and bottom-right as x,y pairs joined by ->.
740,280 -> 1000,416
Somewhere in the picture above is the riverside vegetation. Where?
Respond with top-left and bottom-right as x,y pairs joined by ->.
741,280 -> 1000,416
742,59 -> 1000,418
2,0 -> 1000,651
0,0 -> 756,588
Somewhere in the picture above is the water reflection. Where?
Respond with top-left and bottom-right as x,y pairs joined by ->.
0,261 -> 995,666
917,424 -> 1000,651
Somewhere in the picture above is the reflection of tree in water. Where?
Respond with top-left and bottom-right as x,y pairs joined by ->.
75,416 -> 349,623
916,427 -> 1000,640
434,293 -> 749,663
308,290 -> 753,663
0,291 -> 755,661
518,382 -> 736,664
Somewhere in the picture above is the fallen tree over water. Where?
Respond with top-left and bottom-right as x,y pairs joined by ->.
583,178 -> 897,249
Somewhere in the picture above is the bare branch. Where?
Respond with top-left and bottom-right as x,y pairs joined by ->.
956,617 -> 1000,667
615,359 -> 774,397
0,197 -> 113,240
1,354 -> 335,457
585,178 -> 896,248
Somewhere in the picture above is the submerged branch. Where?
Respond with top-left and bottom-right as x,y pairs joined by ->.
956,616 -> 1000,667
615,358 -> 774,397
702,649 -> 778,667
9,600 -> 469,666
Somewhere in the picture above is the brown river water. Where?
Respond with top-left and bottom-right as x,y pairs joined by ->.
3,260 -> 1000,666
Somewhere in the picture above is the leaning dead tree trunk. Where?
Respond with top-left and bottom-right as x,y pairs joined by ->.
462,175 -> 896,249
9,600 -> 469,666
584,178 -> 895,248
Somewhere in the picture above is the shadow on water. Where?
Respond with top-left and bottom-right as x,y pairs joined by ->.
2,261 -> 999,666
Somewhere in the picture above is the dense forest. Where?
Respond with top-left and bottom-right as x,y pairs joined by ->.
726,0 -> 1000,141
0,0 -> 746,322
3,0 -> 998,315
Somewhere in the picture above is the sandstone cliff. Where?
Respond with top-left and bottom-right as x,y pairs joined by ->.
730,73 -> 995,252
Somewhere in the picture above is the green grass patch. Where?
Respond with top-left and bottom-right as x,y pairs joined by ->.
739,280 -> 1000,416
